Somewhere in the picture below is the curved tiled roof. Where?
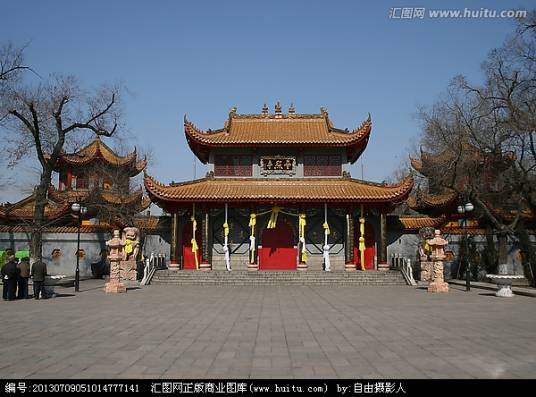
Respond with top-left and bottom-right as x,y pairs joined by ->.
48,187 -> 151,210
408,190 -> 458,210
409,158 -> 423,173
47,136 -> 146,176
421,191 -> 458,207
398,215 -> 446,230
184,110 -> 372,164
0,195 -> 70,221
144,174 -> 413,204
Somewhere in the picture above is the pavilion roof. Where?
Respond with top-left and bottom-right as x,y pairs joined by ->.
407,190 -> 458,211
46,136 -> 146,175
48,187 -> 151,210
397,215 -> 446,230
184,107 -> 371,164
144,173 -> 413,205
0,194 -> 71,222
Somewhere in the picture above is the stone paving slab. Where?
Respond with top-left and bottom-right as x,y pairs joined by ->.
0,280 -> 535,379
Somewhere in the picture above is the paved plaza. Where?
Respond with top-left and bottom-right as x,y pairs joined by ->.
0,281 -> 535,379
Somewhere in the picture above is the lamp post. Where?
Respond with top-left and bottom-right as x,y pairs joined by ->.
457,202 -> 474,292
71,203 -> 88,292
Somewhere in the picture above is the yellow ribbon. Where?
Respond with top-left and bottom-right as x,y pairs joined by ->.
249,213 -> 256,263
124,239 -> 138,255
299,213 -> 306,239
191,203 -> 199,270
322,222 -> 330,235
267,206 -> 280,229
223,222 -> 229,237
359,215 -> 365,271
299,213 -> 307,263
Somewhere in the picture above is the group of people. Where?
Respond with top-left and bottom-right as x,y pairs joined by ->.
1,249 -> 48,301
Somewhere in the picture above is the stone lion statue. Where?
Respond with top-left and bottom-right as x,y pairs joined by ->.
120,227 -> 140,281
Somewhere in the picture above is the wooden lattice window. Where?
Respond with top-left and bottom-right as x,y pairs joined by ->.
214,155 -> 252,176
304,155 -> 341,176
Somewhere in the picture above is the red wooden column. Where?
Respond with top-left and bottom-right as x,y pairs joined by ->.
200,207 -> 212,271
378,212 -> 390,271
344,208 -> 356,271
169,211 -> 180,269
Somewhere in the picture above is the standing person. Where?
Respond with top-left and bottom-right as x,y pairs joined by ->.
17,257 -> 31,299
31,259 -> 47,300
1,255 -> 19,301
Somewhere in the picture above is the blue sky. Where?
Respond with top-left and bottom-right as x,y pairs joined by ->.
0,0 -> 533,203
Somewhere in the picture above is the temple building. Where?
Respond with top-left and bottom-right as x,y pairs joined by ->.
144,104 -> 414,272
0,136 -> 163,278
0,136 -> 151,228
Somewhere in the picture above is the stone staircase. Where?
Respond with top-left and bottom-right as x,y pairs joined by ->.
150,270 -> 408,286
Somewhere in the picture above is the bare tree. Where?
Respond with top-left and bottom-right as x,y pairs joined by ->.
0,43 -> 31,83
0,46 -> 123,258
414,13 -> 536,280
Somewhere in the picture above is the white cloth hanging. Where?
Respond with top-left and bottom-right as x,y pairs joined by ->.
323,244 -> 331,272
323,203 -> 331,271
223,203 -> 231,271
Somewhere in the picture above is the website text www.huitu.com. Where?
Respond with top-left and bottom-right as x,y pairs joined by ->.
389,7 -> 527,20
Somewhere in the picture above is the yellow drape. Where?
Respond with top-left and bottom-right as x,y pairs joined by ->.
299,213 -> 307,263
249,213 -> 256,263
322,222 -> 330,235
223,222 -> 229,237
267,206 -> 280,229
191,203 -> 199,270
359,205 -> 365,271
124,239 -> 138,255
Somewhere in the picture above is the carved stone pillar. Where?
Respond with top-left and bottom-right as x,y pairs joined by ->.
105,230 -> 127,294
427,230 -> 449,293
345,211 -> 356,271
169,211 -> 180,270
200,208 -> 212,271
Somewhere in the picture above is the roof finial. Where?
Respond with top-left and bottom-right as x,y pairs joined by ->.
261,103 -> 269,115
320,106 -> 328,117
229,106 -> 237,116
288,103 -> 295,115
274,101 -> 282,114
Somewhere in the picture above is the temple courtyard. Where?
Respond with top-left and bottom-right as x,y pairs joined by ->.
0,280 -> 535,379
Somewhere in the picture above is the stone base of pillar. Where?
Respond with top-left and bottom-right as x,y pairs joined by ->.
428,281 -> 449,293
200,262 -> 212,272
420,262 -> 433,282
168,263 -> 180,271
377,262 -> 390,272
105,280 -> 127,294
248,263 -> 259,271
345,263 -> 356,272
496,284 -> 514,297
297,262 -> 307,271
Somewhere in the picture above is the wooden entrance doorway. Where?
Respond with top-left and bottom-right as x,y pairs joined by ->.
258,221 -> 297,270
354,223 -> 376,270
182,222 -> 202,270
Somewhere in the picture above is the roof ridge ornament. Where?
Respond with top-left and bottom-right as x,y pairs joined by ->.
274,101 -> 282,118
261,103 -> 269,115
288,103 -> 295,115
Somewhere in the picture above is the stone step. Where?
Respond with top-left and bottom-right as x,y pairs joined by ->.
150,270 -> 407,286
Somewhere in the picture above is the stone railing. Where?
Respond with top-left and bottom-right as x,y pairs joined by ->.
141,253 -> 166,285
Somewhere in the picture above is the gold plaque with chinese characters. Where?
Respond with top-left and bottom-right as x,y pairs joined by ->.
260,156 -> 296,176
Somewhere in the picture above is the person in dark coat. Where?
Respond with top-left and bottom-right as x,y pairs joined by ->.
17,257 -> 31,299
31,259 -> 47,300
1,255 -> 19,301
